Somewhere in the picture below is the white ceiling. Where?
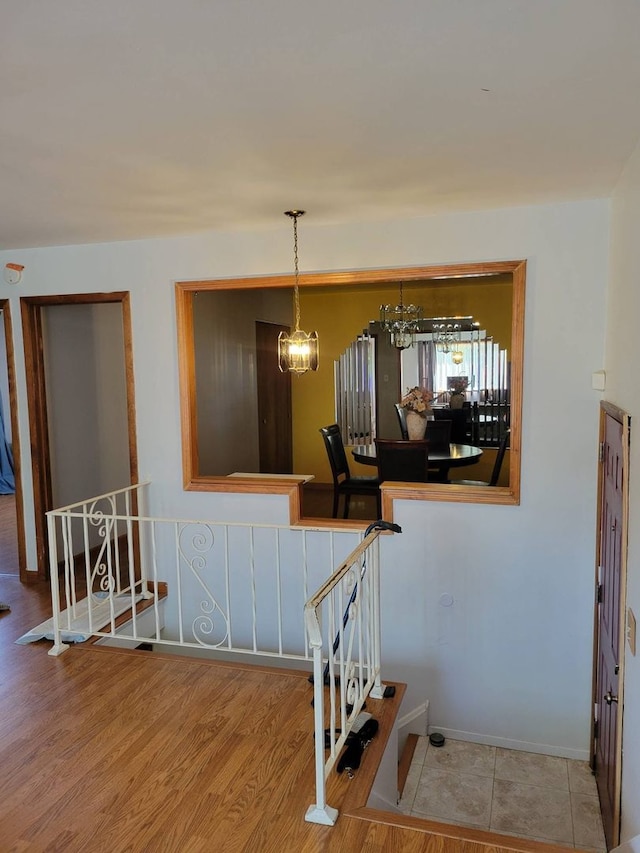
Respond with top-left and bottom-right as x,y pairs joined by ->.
3,0 -> 640,250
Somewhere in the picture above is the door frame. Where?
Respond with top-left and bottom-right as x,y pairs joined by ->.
21,292 -> 138,580
591,400 -> 630,848
0,300 -> 27,581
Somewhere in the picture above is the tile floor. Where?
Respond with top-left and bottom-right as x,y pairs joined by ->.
399,737 -> 607,851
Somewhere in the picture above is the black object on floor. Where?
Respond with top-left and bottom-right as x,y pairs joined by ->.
336,717 -> 379,777
429,732 -> 446,747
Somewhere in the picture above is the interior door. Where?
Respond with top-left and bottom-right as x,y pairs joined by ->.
593,403 -> 629,849
255,321 -> 292,473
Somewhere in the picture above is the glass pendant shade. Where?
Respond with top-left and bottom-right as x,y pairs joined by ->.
278,329 -> 319,375
278,209 -> 319,375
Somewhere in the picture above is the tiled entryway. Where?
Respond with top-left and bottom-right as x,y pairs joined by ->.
399,738 -> 606,851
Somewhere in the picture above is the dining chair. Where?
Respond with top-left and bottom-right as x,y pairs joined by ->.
426,418 -> 451,450
394,403 -> 409,440
374,439 -> 430,483
450,428 -> 510,487
433,406 -> 468,443
319,424 -> 381,518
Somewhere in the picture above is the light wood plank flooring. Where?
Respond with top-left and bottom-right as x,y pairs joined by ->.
0,577 -> 579,852
0,492 -> 18,573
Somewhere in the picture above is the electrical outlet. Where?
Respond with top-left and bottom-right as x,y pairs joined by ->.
628,608 -> 637,656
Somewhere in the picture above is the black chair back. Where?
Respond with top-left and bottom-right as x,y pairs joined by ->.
319,424 -> 350,484
489,428 -> 510,486
433,407 -> 468,443
394,404 -> 409,440
374,439 -> 430,483
426,419 -> 451,450
320,424 -> 381,518
469,400 -> 511,447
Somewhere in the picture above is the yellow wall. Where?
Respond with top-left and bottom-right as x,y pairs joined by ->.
293,275 -> 512,482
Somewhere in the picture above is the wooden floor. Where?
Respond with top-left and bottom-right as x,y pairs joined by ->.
0,493 -> 18,573
0,577 -> 577,853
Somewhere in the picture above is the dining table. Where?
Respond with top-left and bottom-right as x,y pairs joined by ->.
351,442 -> 483,483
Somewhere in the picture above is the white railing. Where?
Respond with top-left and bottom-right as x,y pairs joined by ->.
47,484 -> 399,829
304,520 -> 400,826
46,483 -> 364,660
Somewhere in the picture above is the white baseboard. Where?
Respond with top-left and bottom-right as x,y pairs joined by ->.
397,700 -> 430,732
427,725 -> 589,762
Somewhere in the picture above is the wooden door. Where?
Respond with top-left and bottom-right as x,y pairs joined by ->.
593,403 -> 629,849
255,321 -> 292,474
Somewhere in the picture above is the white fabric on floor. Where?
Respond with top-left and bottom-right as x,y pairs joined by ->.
16,593 -> 143,644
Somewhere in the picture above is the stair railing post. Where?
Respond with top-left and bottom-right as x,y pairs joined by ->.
47,511 -> 69,656
304,604 -> 339,826
369,536 -> 385,699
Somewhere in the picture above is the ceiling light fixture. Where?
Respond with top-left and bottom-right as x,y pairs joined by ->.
434,321 -> 462,354
278,210 -> 319,375
379,282 -> 423,350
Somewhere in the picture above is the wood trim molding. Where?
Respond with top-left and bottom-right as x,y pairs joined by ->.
0,301 -> 27,580
176,259 -> 526,521
21,292 -> 139,580
601,400 -> 629,425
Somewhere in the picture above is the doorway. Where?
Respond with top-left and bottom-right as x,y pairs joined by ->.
0,302 -> 26,580
592,401 -> 629,849
21,293 -> 138,580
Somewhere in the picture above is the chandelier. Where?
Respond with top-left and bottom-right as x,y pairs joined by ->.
379,283 -> 423,350
277,210 -> 319,375
433,321 -> 462,354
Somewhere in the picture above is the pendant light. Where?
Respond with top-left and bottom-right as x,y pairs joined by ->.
278,210 -> 319,374
379,282 -> 423,350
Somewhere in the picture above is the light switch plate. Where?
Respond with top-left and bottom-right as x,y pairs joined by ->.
628,608 -> 637,656
591,370 -> 606,391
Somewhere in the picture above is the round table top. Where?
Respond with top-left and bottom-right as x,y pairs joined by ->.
351,442 -> 483,468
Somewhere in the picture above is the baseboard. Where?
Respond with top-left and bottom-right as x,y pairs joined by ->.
428,725 -> 589,761
397,700 -> 429,731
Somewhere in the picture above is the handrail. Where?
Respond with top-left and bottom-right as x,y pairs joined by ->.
46,483 -> 365,658
304,520 -> 401,826
46,483 -> 400,830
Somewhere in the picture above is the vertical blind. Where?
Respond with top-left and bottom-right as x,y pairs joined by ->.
418,333 -> 509,402
334,334 -> 375,444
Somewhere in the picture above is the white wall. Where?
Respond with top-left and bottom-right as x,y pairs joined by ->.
0,198 -> 609,762
43,302 -> 130,507
607,139 -> 640,841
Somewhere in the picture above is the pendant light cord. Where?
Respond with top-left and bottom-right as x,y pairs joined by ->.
292,213 -> 301,331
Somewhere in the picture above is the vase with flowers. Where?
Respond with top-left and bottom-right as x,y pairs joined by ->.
399,386 -> 433,439
448,376 -> 469,409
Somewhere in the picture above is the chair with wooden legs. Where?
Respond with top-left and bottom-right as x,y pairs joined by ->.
450,428 -> 510,486
319,424 -> 381,518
